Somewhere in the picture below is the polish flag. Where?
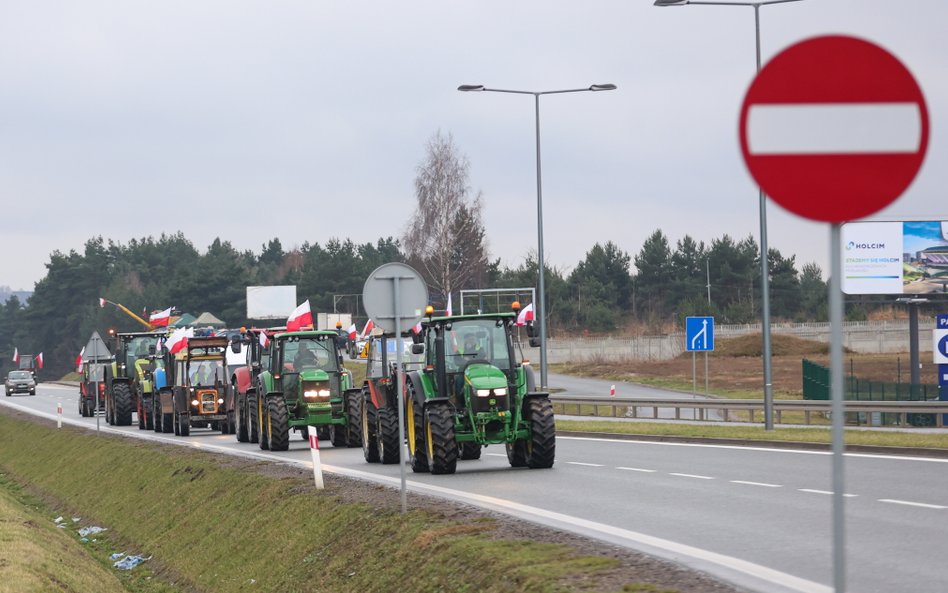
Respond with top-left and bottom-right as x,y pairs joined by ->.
259,331 -> 270,349
99,297 -> 107,308
36,352 -> 44,369
287,300 -> 313,331
167,327 -> 193,355
149,307 -> 173,327
12,347 -> 18,363
411,322 -> 422,334
76,347 -> 85,372
360,319 -> 375,339
446,293 -> 453,317
516,302 -> 535,327
347,324 -> 358,340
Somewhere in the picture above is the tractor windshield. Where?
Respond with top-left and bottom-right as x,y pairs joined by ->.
281,336 -> 336,373
444,319 -> 512,372
125,336 -> 158,370
189,359 -> 224,386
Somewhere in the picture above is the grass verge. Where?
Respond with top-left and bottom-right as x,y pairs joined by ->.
0,412 -> 641,593
557,419 -> 948,449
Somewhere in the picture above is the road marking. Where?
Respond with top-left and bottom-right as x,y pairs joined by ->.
616,467 -> 657,473
567,462 -> 604,467
878,499 -> 947,510
799,489 -> 857,498
731,480 -> 782,488
669,473 -> 714,480
486,453 -> 507,458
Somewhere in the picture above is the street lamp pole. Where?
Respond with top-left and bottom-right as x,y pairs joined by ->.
654,0 -> 804,430
458,83 -> 617,389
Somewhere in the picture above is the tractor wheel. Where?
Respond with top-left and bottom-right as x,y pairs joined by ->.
425,404 -> 457,475
162,413 -> 173,433
506,440 -> 528,468
112,384 -> 133,426
236,396 -> 249,442
330,424 -> 348,448
152,398 -> 162,432
345,391 -> 362,448
257,396 -> 270,451
300,425 -> 311,441
144,401 -> 154,430
526,397 -> 555,469
377,406 -> 400,465
406,395 -> 428,473
248,393 -> 260,444
137,397 -> 146,430
173,405 -> 180,436
79,398 -> 88,417
459,442 -> 482,460
361,396 -> 380,463
316,426 -> 331,442
179,413 -> 191,437
267,397 -> 290,452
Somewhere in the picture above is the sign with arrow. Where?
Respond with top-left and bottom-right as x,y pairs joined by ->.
685,316 -> 714,352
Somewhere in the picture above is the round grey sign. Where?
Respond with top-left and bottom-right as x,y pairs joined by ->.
362,262 -> 429,333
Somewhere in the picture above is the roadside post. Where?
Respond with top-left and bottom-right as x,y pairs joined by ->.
57,402 -> 62,429
363,262 -> 428,514
934,315 -> 948,425
740,35 -> 929,593
307,426 -> 324,489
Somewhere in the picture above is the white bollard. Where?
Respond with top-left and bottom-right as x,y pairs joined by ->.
57,402 -> 62,428
307,426 -> 324,490
610,385 -> 616,397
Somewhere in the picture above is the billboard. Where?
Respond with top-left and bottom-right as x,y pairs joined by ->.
246,286 -> 297,319
842,221 -> 948,295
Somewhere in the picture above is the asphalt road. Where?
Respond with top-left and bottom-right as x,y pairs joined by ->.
549,371 -> 718,420
6,383 -> 948,593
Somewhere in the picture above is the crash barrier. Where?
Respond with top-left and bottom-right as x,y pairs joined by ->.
540,319 -> 937,363
550,395 -> 948,428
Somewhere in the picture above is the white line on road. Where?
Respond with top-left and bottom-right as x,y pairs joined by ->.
799,489 -> 857,498
567,462 -> 604,467
486,453 -> 507,457
878,499 -> 947,510
731,480 -> 782,488
669,473 -> 714,480
616,467 -> 657,473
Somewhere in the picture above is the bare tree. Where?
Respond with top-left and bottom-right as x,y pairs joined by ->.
403,131 -> 489,306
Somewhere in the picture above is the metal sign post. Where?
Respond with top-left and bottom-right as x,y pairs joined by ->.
363,263 -> 428,514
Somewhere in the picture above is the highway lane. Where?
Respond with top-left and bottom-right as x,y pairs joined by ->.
8,383 -> 948,593
548,371 -> 717,420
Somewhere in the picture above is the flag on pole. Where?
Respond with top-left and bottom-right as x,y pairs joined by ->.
446,293 -> 453,317
347,324 -> 358,341
99,297 -> 106,308
149,307 -> 173,327
12,347 -> 18,363
287,300 -> 313,331
76,347 -> 85,372
167,327 -> 193,355
411,322 -> 422,334
516,302 -> 535,326
36,352 -> 44,369
359,319 -> 375,339
259,331 -> 270,349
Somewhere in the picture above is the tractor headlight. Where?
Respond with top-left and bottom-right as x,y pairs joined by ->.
191,399 -> 199,407
303,381 -> 332,400
476,389 -> 491,397
217,398 -> 224,404
494,388 -> 507,396
476,388 -> 506,397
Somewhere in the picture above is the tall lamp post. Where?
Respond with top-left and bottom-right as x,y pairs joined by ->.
458,83 -> 617,389
655,0 -> 805,430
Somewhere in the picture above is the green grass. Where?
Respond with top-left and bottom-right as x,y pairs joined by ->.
557,419 -> 948,449
0,413 -> 647,593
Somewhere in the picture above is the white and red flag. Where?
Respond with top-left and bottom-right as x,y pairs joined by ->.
287,300 -> 313,331
259,331 -> 270,349
36,352 -> 44,369
359,319 -> 375,339
99,297 -> 107,308
75,347 -> 85,372
516,302 -> 535,327
149,307 -> 173,327
12,347 -> 18,363
347,324 -> 358,340
167,327 -> 194,355
411,322 -> 422,334
446,293 -> 453,317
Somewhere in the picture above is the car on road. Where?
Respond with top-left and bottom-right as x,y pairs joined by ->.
5,370 -> 36,396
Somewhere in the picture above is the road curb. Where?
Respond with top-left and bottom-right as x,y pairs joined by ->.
556,430 -> 948,459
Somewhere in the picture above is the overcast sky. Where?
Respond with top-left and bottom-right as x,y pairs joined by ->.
2,0 -> 946,291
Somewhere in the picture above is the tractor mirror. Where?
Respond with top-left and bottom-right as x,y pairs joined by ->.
230,340 -> 241,354
411,343 -> 424,355
412,331 -> 424,344
525,323 -> 536,338
251,361 -> 260,371
529,337 -> 541,348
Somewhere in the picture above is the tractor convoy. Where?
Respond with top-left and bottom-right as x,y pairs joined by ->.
76,301 -> 555,473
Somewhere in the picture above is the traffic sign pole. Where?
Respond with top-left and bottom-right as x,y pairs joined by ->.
829,224 -> 846,593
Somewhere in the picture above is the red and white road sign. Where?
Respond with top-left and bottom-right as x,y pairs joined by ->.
740,35 -> 929,223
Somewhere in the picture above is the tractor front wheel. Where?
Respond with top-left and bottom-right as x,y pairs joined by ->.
267,396 -> 290,451
362,395 -> 380,463
506,440 -> 528,468
459,442 -> 482,460
257,395 -> 270,450
425,404 -> 457,475
330,424 -> 348,448
406,396 -> 428,473
377,406 -> 400,465
179,412 -> 191,437
248,393 -> 259,444
236,396 -> 249,442
526,398 -> 555,469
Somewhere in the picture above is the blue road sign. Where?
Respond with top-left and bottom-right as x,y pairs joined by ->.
685,316 -> 714,352
938,334 -> 948,359
939,364 -> 948,387
938,314 -> 948,329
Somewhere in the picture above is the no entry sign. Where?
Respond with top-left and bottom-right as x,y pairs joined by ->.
740,35 -> 929,223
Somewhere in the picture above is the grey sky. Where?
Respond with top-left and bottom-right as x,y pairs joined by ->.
2,1 -> 946,291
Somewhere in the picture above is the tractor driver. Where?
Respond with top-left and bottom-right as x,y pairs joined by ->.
294,342 -> 326,370
460,333 -> 482,357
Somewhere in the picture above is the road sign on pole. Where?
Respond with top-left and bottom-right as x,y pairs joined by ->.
685,317 -> 714,352
740,35 -> 929,223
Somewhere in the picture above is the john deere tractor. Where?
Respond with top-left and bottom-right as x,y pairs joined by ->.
404,305 -> 555,474
103,331 -> 163,427
254,330 -> 362,452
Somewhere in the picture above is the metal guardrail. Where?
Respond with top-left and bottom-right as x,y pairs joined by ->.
550,396 -> 948,428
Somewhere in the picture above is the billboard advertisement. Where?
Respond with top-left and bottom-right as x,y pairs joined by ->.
842,221 -> 948,295
246,285 -> 297,319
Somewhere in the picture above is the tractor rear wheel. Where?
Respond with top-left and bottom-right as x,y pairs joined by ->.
345,391 -> 362,448
406,395 -> 428,473
112,384 -> 133,426
362,395 -> 380,463
459,442 -> 482,460
425,404 -> 457,475
179,413 -> 191,437
526,397 -> 555,469
377,406 -> 400,465
267,396 -> 290,451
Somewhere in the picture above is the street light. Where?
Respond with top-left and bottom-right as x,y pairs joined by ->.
655,0 -> 805,431
458,83 -> 617,389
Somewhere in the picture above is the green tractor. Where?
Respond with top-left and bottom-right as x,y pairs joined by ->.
254,330 -> 362,452
404,305 -> 555,474
103,331 -> 163,427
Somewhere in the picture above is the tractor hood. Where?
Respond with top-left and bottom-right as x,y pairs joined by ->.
463,363 -> 507,391
299,368 -> 331,383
